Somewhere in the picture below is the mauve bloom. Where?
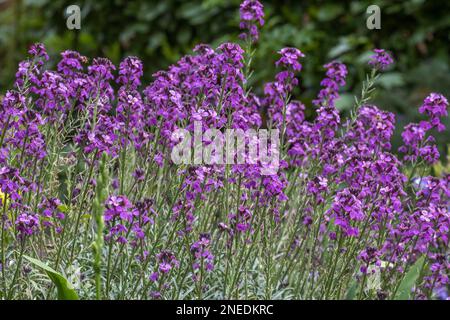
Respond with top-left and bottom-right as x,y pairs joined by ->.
159,262 -> 172,274
313,61 -> 347,108
358,247 -> 380,271
328,189 -> 364,237
88,57 -> 116,81
2,3 -> 449,300
28,43 -> 49,64
74,114 -> 119,157
418,93 -> 448,132
398,93 -> 446,164
57,50 -> 87,76
0,166 -> 26,202
276,48 -> 305,72
239,0 -> 264,42
16,213 -> 39,238
150,250 -> 179,283
191,233 -> 215,273
117,56 -> 143,88
346,105 -> 395,152
419,144 -> 440,165
105,195 -> 134,222
265,48 -> 304,134
150,272 -> 159,282
435,287 -> 449,300
368,49 -> 393,70
150,291 -> 161,299
39,197 -> 65,231
132,168 -> 145,182
104,195 -> 136,243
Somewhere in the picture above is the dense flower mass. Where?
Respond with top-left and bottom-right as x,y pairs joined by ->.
0,0 -> 448,301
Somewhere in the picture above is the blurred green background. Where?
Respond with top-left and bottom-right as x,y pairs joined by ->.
0,0 -> 449,157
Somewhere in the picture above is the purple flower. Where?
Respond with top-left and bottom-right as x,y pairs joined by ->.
2,3 -> 450,300
149,272 -> 159,282
328,189 -> 364,237
228,205 -> 252,234
28,43 -> 49,64
418,93 -> 448,132
38,197 -> 65,231
239,0 -> 264,42
117,56 -> 143,89
104,195 -> 136,243
398,94 -> 447,164
0,166 -> 27,202
74,114 -> 119,157
358,247 -> 380,274
191,233 -> 215,274
368,49 -> 393,70
150,250 -> 179,284
313,61 -> 348,108
159,262 -> 172,274
346,105 -> 396,152
150,291 -> 162,299
57,50 -> 87,76
15,213 -> 39,238
276,48 -> 305,72
132,168 -> 145,182
88,57 -> 116,81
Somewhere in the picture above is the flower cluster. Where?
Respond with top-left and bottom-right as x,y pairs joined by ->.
104,195 -> 136,243
239,0 -> 265,42
15,213 -> 39,238
399,93 -> 448,164
0,0 -> 448,301
313,61 -> 348,108
368,49 -> 394,70
191,233 -> 214,276
150,250 -> 180,282
39,197 -> 65,232
419,93 -> 448,132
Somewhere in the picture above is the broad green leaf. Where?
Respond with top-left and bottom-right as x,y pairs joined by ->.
394,256 -> 425,300
24,255 -> 79,300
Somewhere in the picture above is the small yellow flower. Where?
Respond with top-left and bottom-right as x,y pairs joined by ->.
0,188 -> 9,208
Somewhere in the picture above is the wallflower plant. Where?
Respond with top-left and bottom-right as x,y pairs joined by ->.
0,0 -> 448,300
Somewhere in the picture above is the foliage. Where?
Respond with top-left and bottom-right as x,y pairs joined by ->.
23,255 -> 79,300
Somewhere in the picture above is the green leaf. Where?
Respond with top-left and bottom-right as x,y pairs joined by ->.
57,204 -> 69,213
345,279 -> 358,300
24,255 -> 79,300
394,256 -> 426,300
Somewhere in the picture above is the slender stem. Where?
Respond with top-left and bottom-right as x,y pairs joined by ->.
7,238 -> 26,299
